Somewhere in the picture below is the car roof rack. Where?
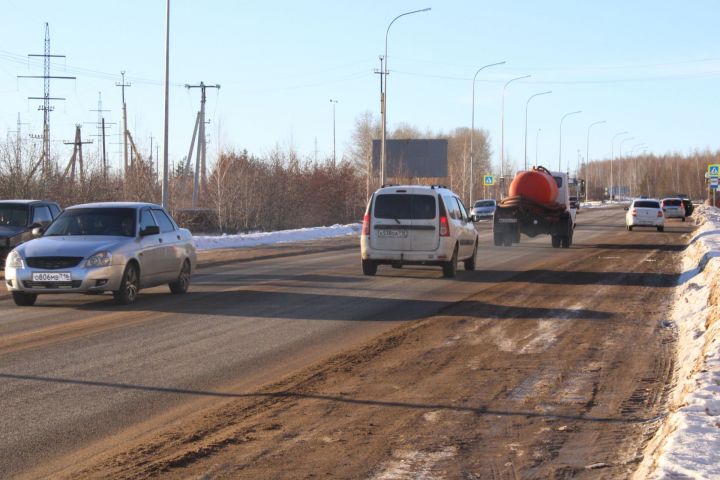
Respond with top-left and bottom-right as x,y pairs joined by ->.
381,183 -> 398,188
430,185 -> 448,190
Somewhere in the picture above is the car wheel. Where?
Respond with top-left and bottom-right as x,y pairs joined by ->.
361,259 -> 377,276
442,246 -> 458,278
464,240 -> 478,271
113,263 -> 139,305
682,217 -> 686,222
169,260 -> 191,294
628,225 -> 633,231
657,226 -> 664,232
12,291 -> 37,306
551,235 -> 561,248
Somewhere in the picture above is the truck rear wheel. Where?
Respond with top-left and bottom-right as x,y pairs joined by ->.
362,259 -> 377,276
551,235 -> 561,248
493,231 -> 503,246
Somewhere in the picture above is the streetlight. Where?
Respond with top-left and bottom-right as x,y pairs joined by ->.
470,61 -> 505,203
619,136 -> 635,158
559,110 -> 582,172
330,99 -> 338,167
535,128 -> 541,167
380,7 -> 431,186
585,120 -> 606,202
161,0 -> 170,208
501,75 -> 530,178
611,131 -> 629,201
524,91 -> 552,170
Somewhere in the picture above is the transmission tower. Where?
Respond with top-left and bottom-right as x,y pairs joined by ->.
88,92 -> 115,179
7,113 -> 30,173
17,23 -> 75,179
185,81 -> 220,206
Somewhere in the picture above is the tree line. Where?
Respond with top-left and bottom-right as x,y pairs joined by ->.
0,113 -> 714,233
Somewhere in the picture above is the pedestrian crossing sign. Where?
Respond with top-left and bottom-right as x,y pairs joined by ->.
709,164 -> 720,177
483,175 -> 495,186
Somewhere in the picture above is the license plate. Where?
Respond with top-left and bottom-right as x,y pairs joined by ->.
378,229 -> 408,238
498,218 -> 518,223
32,272 -> 72,282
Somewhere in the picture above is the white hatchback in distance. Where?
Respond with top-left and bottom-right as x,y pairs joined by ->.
625,198 -> 664,232
360,185 -> 479,278
661,198 -> 686,222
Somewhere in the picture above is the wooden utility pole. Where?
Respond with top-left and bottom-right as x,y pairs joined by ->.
185,81 -> 220,203
116,71 -> 131,176
63,125 -> 93,183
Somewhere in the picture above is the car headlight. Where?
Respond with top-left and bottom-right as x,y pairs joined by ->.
6,250 -> 24,269
85,251 -> 112,268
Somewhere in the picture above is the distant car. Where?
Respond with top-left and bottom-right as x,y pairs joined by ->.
4,202 -> 196,306
360,185 -> 479,278
674,194 -> 694,217
0,200 -> 61,260
625,198 -> 664,232
568,196 -> 580,211
470,199 -> 497,219
661,198 -> 686,222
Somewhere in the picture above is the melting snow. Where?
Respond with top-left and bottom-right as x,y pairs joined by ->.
193,223 -> 361,251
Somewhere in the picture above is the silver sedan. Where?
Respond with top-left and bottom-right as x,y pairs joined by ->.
4,202 -> 196,306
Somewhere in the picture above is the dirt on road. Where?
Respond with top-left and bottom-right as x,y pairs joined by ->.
29,221 -> 691,480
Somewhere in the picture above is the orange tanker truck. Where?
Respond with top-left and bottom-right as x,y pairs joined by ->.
493,166 -> 576,248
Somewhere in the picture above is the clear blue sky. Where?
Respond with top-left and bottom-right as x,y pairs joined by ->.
1,0 -> 719,176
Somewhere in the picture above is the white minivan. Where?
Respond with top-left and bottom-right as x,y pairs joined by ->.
360,185 -> 479,277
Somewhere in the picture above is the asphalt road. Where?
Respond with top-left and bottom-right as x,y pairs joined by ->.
0,206 -> 693,478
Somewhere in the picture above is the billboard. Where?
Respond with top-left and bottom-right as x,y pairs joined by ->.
371,139 -> 448,178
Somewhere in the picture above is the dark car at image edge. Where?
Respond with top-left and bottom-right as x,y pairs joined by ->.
0,200 -> 61,259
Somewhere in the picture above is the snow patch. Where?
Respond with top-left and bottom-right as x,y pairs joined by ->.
192,223 -> 361,251
636,206 -> 720,479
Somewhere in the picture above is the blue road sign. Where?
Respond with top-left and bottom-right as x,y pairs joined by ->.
709,164 -> 720,177
483,175 -> 495,186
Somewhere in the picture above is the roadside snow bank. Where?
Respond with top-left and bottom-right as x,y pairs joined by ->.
193,223 -> 361,251
636,206 -> 720,479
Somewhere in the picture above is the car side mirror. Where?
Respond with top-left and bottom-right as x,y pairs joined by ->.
139,225 -> 160,237
29,222 -> 42,229
470,215 -> 479,222
623,207 -> 629,211
31,227 -> 44,237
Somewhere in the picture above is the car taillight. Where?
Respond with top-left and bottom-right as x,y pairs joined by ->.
657,211 -> 663,217
439,215 -> 449,236
362,214 -> 370,236
631,209 -> 637,216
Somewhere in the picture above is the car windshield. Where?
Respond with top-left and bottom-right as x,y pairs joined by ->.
473,200 -> 495,208
44,208 -> 136,237
634,201 -> 661,209
374,194 -> 436,220
0,204 -> 29,227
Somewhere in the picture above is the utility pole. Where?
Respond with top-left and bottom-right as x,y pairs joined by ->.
116,71 -> 131,176
88,92 -> 114,179
374,56 -> 385,183
185,81 -> 220,201
18,23 -> 75,181
330,99 -> 338,167
8,113 -> 30,173
63,125 -> 93,183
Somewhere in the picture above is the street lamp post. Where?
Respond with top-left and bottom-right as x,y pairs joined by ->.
558,110 -> 581,172
585,120 -> 606,202
524,91 -> 552,170
380,7 -> 431,186
610,131 -> 629,201
161,0 -> 170,208
330,99 -> 338,167
470,61 -> 505,203
501,75 -> 530,178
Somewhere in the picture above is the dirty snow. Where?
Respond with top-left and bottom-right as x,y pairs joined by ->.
193,223 -> 361,251
640,206 -> 720,479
